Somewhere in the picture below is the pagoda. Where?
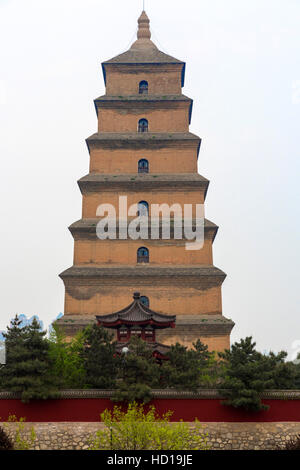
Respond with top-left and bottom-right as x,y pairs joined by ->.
58,11 -> 234,352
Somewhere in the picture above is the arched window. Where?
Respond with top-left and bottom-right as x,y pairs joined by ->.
137,247 -> 149,263
138,159 -> 149,173
138,118 -> 148,133
138,200 -> 149,216
140,296 -> 150,307
139,80 -> 148,95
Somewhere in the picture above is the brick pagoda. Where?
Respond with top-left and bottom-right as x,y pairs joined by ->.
58,11 -> 234,351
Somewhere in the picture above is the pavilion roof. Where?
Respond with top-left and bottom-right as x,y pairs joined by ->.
96,292 -> 176,328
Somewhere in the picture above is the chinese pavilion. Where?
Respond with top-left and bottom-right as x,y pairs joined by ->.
58,10 -> 234,352
97,292 -> 175,359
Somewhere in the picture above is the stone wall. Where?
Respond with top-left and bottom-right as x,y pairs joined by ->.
3,421 -> 300,450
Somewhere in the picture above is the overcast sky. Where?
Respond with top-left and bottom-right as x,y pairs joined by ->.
0,0 -> 299,357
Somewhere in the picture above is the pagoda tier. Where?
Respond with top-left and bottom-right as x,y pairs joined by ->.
85,133 -> 201,175
94,95 -> 193,122
66,218 -> 219,267
56,313 -> 234,350
58,265 -> 231,350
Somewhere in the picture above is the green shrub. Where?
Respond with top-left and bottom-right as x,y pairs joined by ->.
89,402 -> 209,450
48,323 -> 86,389
4,416 -> 36,450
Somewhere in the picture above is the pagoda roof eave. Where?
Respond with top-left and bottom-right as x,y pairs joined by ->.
59,263 -> 226,288
86,131 -> 200,143
85,132 -> 201,157
102,53 -> 184,66
93,95 -> 193,123
68,218 -> 218,244
96,318 -> 176,329
94,94 -> 191,103
77,172 -> 209,193
68,217 -> 218,239
59,265 -> 227,281
78,173 -> 208,182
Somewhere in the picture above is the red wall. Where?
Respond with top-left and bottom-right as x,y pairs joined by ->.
0,398 -> 300,422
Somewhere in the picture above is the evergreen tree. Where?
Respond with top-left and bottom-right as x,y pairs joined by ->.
294,353 -> 300,389
0,315 -> 25,391
160,340 -> 216,390
82,324 -> 117,389
0,316 -> 59,402
192,339 -> 218,387
266,351 -> 296,389
114,336 -> 161,403
218,336 -> 274,411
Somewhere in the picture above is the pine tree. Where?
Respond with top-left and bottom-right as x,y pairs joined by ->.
218,336 -> 274,411
0,315 -> 25,391
160,340 -> 216,390
82,324 -> 117,389
0,316 -> 59,402
113,336 -> 161,403
266,351 -> 296,389
295,353 -> 300,389
160,343 -> 198,390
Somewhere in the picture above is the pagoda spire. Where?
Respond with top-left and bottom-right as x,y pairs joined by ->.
130,10 -> 157,50
137,11 -> 151,40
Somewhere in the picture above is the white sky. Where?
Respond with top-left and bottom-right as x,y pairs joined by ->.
0,0 -> 299,357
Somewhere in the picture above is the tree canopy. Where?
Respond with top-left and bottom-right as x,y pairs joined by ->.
0,317 -> 299,409
0,316 -> 59,403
